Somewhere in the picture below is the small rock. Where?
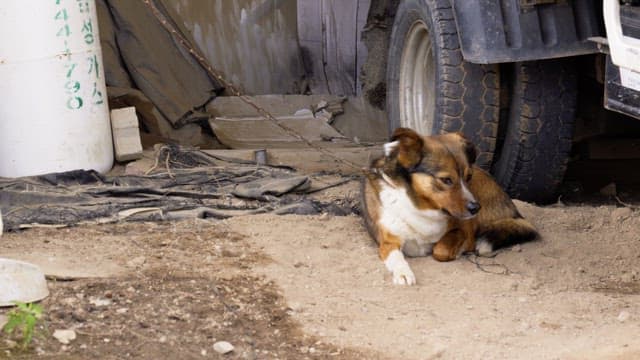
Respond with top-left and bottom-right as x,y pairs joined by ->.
294,108 -> 313,117
61,297 -> 78,306
293,261 -> 305,268
159,335 -> 167,343
213,341 -> 234,354
288,302 -> 304,313
200,349 -> 207,356
0,314 -> 7,329
318,212 -> 331,221
72,309 -> 88,322
53,329 -> 77,345
617,311 -> 631,322
89,297 -> 112,307
621,273 -> 634,283
599,182 -> 617,196
4,339 -> 17,349
116,308 -> 128,314
611,207 -> 632,222
518,297 -> 527,303
221,248 -> 240,257
512,244 -> 522,252
127,256 -> 146,268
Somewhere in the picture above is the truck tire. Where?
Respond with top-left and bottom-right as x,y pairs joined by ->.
492,60 -> 577,204
386,0 -> 500,169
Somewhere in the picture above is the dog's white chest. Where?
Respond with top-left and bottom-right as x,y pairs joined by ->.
378,182 -> 448,257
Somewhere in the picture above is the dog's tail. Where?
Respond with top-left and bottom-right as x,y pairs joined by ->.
475,217 -> 538,255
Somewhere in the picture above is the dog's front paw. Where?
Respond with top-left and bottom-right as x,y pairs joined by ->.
385,249 -> 416,285
392,264 -> 416,286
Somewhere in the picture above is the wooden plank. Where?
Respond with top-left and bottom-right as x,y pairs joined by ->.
209,114 -> 350,149
203,147 -> 381,175
297,0 -> 329,94
297,0 -> 372,96
206,94 -> 345,117
322,0 -> 358,95
356,0 -> 371,96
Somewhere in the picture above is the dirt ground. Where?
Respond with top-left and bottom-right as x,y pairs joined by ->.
1,179 -> 640,359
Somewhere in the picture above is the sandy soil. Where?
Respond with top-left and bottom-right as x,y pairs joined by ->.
1,180 -> 640,359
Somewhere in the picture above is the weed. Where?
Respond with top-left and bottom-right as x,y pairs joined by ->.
2,301 -> 44,349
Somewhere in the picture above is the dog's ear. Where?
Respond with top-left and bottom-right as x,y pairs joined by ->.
386,127 -> 424,169
455,133 -> 477,165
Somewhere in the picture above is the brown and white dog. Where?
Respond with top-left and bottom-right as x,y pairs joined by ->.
361,128 -> 538,285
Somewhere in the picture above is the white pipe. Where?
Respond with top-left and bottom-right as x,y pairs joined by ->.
0,0 -> 113,177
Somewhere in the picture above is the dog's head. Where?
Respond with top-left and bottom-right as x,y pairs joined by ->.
384,127 -> 480,219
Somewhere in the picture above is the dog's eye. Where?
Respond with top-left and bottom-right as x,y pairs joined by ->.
439,177 -> 453,186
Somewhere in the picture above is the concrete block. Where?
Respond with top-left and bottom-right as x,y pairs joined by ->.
111,107 -> 143,162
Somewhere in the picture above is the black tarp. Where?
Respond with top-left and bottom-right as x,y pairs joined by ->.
0,146 -> 356,231
96,0 -> 223,142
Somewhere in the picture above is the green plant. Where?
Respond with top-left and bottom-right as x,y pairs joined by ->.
2,301 -> 44,349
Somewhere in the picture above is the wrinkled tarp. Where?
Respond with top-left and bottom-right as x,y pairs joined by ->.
0,146 -> 356,232
96,0 -> 223,130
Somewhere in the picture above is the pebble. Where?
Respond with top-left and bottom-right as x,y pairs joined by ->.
611,207 -> 632,222
127,256 -> 147,268
213,341 -> 234,354
53,329 -> 77,344
617,311 -> 631,323
512,244 -> 522,252
621,273 -> 634,283
72,309 -> 88,322
0,315 -> 7,329
89,297 -> 112,307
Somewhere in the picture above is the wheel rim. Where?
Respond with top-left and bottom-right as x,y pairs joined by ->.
399,20 -> 436,134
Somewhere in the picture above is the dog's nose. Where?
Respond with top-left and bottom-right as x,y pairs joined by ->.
466,201 -> 481,215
